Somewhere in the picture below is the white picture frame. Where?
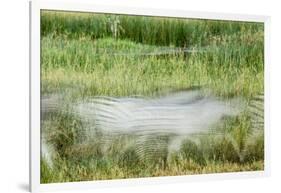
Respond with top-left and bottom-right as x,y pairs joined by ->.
30,1 -> 271,192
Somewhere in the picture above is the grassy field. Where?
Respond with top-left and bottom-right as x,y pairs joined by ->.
41,11 -> 264,183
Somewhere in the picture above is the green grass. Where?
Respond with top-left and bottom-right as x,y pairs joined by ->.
40,11 -> 264,183
41,35 -> 263,98
41,158 -> 263,183
41,11 -> 263,47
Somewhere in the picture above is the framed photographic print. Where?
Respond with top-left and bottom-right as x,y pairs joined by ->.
30,0 -> 270,192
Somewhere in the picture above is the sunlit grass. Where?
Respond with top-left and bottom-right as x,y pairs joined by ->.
41,36 -> 263,99
40,11 -> 264,183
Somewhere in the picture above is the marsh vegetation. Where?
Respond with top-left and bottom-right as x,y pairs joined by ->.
40,11 -> 264,183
